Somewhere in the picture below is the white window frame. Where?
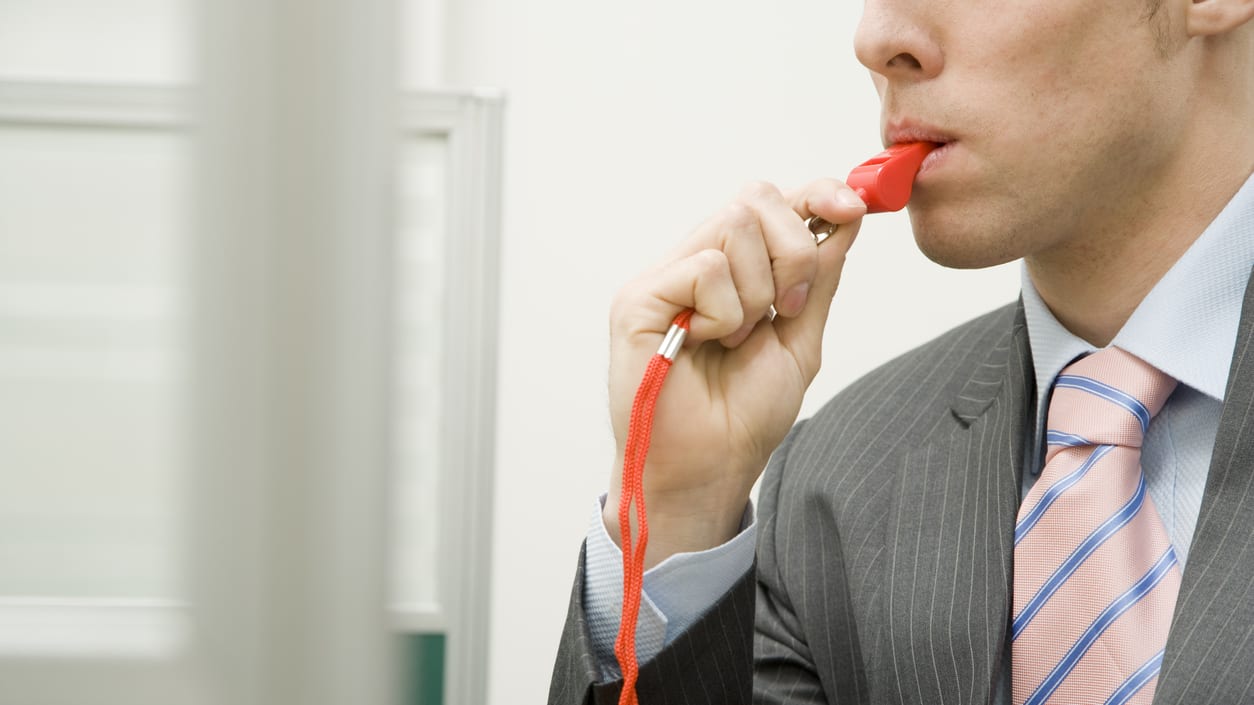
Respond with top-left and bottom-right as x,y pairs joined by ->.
391,89 -> 505,705
0,80 -> 503,705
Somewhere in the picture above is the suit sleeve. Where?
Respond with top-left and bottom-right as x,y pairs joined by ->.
548,423 -> 839,705
752,420 -> 846,704
548,543 -> 756,705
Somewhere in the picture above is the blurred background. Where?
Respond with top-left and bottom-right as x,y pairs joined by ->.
0,0 -> 1018,703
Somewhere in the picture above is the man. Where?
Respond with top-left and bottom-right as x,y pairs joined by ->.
550,0 -> 1254,702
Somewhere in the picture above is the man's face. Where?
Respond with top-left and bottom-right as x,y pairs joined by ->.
855,0 -> 1190,268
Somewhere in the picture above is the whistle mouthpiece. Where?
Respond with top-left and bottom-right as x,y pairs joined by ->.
846,141 -> 939,213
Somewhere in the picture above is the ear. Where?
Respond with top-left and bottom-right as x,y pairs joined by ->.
1187,0 -> 1254,36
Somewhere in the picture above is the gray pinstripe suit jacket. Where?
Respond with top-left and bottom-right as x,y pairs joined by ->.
550,274 -> 1254,705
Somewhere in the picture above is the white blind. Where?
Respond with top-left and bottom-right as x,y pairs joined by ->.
393,135 -> 449,611
0,122 -> 190,599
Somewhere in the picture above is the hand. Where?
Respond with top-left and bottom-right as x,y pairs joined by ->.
605,179 -> 866,568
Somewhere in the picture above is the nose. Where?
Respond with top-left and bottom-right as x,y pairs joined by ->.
853,0 -> 943,84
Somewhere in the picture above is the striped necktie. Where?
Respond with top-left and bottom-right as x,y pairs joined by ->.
1012,347 -> 1180,705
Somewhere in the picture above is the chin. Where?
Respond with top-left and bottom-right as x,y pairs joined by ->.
908,205 -> 1024,270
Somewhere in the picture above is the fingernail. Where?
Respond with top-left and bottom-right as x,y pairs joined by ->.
781,282 -> 810,317
836,189 -> 866,210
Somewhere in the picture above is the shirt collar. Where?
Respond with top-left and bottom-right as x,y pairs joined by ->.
1023,171 -> 1254,426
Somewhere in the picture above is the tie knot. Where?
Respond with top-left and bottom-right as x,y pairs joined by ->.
1045,347 -> 1176,454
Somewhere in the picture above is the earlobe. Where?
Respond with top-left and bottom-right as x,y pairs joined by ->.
1186,0 -> 1254,36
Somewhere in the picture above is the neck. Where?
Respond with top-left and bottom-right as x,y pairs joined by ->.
1026,140 -> 1254,349
1027,31 -> 1254,347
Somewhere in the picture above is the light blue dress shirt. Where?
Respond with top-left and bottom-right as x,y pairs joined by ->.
583,173 -> 1254,683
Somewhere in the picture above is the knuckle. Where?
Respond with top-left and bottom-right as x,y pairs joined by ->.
739,180 -> 781,203
693,247 -> 731,275
719,201 -> 758,230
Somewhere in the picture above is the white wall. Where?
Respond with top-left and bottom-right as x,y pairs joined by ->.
420,1 -> 1021,702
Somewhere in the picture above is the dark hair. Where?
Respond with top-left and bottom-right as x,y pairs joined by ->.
1144,0 -> 1172,56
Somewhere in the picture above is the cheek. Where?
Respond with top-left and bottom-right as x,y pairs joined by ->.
965,3 -> 1129,127
962,18 -> 1151,192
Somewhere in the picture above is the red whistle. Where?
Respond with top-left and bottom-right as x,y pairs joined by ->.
846,141 -> 939,213
807,141 -> 939,240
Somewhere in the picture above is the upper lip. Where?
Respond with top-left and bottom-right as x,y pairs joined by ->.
884,120 -> 956,148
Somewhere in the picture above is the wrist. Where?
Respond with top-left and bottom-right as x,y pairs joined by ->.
603,486 -> 749,570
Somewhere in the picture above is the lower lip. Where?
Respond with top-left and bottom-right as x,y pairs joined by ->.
916,141 -> 955,178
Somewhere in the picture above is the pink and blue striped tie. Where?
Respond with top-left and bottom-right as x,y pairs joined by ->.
1012,347 -> 1180,705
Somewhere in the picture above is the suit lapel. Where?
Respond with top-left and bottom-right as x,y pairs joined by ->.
881,301 -> 1033,705
1155,268 -> 1254,704
879,268 -> 1254,705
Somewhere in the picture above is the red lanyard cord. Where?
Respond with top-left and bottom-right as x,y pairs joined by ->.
614,308 -> 693,705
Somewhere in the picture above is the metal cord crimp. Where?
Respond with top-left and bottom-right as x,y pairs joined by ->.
657,323 -> 688,361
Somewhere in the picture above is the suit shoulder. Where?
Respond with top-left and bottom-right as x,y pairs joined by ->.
804,300 -> 1021,441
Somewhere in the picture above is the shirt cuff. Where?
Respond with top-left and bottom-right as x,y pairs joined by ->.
582,494 -> 756,680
